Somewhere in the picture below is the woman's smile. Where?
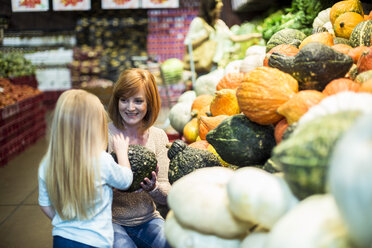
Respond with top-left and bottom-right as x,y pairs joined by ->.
118,88 -> 147,127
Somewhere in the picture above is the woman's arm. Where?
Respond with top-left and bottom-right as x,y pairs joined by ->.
40,205 -> 55,220
146,129 -> 171,205
185,17 -> 212,49
230,33 -> 262,43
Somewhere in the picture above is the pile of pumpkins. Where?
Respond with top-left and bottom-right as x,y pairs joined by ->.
169,0 -> 372,150
165,0 -> 372,247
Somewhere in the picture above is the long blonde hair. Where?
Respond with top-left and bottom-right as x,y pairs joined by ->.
44,89 -> 108,220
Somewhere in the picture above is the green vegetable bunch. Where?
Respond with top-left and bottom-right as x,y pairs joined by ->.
0,52 -> 36,78
259,0 -> 338,42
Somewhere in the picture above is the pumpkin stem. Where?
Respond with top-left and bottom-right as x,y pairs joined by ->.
340,22 -> 344,28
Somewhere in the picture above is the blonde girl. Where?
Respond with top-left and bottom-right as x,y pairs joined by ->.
38,89 -> 133,248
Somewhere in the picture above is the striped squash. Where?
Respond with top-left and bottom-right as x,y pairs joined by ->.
349,20 -> 372,47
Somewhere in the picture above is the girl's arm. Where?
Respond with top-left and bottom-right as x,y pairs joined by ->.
40,205 -> 55,220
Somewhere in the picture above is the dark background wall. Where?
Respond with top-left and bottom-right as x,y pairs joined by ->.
0,0 -> 291,33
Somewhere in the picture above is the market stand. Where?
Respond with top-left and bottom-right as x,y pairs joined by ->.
1,0 -> 372,247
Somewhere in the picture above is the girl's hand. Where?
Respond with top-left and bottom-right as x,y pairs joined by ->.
140,165 -> 159,192
112,133 -> 129,155
112,133 -> 131,169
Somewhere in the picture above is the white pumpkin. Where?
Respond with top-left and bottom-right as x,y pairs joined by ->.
164,211 -> 241,248
240,232 -> 268,248
169,101 -> 192,133
312,8 -> 331,28
167,167 -> 253,239
245,45 -> 266,58
329,113 -> 372,248
265,194 -> 352,248
322,21 -> 335,36
177,90 -> 196,103
227,167 -> 298,229
193,69 -> 224,96
298,92 -> 372,126
239,54 -> 264,73
224,60 -> 243,75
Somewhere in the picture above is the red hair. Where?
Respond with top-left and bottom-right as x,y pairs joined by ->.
108,68 -> 161,133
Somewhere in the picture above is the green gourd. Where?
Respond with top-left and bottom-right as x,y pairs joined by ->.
206,114 -> 276,167
355,70 -> 372,83
268,43 -> 353,91
349,20 -> 372,47
272,111 -> 362,199
111,145 -> 157,192
266,29 -> 307,52
167,139 -> 221,184
333,37 -> 352,46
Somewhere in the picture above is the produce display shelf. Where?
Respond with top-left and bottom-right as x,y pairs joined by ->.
0,93 -> 44,121
42,90 -> 66,110
0,107 -> 46,146
9,75 -> 38,88
0,119 -> 46,167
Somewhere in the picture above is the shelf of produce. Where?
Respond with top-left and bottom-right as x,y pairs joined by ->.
9,75 -> 38,88
0,105 -> 45,146
0,119 -> 46,167
0,92 -> 44,121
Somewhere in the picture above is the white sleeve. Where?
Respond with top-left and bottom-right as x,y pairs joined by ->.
184,17 -> 208,45
38,160 -> 51,207
100,151 -> 133,190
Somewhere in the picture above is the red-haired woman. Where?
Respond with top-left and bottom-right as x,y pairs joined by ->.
107,68 -> 171,248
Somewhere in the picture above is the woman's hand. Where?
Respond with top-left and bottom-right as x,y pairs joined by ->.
140,165 -> 159,192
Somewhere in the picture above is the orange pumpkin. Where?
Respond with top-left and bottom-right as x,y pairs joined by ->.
274,118 -> 289,144
364,10 -> 372,20
277,90 -> 325,125
334,12 -> 364,39
209,89 -> 240,116
188,140 -> 210,150
183,118 -> 199,143
330,0 -> 364,25
264,44 -> 299,67
236,67 -> 299,125
216,72 -> 245,91
332,44 -> 353,55
348,45 -> 369,64
191,94 -> 213,116
358,79 -> 372,93
207,144 -> 233,168
299,32 -> 334,50
357,47 -> 372,73
196,105 -> 210,121
198,115 -> 229,140
322,78 -> 360,96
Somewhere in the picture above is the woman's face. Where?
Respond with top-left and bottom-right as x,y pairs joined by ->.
118,87 -> 147,128
213,0 -> 223,17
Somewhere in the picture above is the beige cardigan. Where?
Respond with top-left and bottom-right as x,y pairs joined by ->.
108,124 -> 171,226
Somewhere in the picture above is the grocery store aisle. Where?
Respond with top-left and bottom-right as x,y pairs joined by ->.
0,105 -> 174,248
0,130 -> 52,247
